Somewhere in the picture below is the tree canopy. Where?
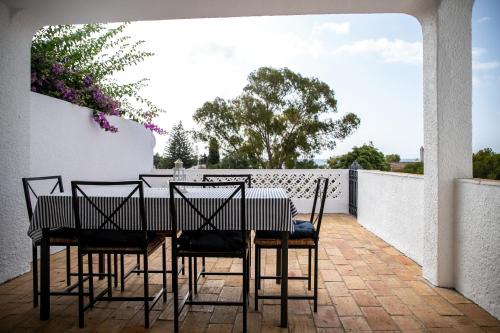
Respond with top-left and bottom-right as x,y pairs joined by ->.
385,154 -> 401,163
207,137 -> 220,166
193,67 -> 360,169
473,148 -> 500,180
328,143 -> 389,171
163,122 -> 197,169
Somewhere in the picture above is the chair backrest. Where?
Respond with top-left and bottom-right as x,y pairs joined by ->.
22,176 -> 64,220
309,177 -> 329,238
139,174 -> 174,188
169,181 -> 246,252
202,174 -> 252,188
71,181 -> 147,243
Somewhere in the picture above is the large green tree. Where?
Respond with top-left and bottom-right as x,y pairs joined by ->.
163,122 -> 196,168
207,137 -> 220,166
194,67 -> 360,169
328,143 -> 390,171
385,154 -> 401,163
473,148 -> 500,180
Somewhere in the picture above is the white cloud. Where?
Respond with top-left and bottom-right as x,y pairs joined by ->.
473,61 -> 500,71
472,47 -> 499,71
334,38 -> 422,64
477,16 -> 491,24
313,22 -> 350,35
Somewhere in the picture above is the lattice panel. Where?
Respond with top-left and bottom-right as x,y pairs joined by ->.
251,172 -> 343,199
185,171 -> 343,200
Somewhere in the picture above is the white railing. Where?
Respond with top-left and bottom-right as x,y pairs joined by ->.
151,168 -> 349,214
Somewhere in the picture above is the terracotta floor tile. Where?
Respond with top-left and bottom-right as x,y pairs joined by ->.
361,306 -> 398,331
343,276 -> 367,290
1,214 -> 497,333
340,316 -> 372,331
333,296 -> 363,316
377,296 -> 412,315
391,315 -> 425,331
351,290 -> 381,307
313,306 -> 342,327
454,303 -> 500,327
366,280 -> 393,296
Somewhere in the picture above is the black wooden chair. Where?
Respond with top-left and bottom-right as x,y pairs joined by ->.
22,176 -> 80,307
254,177 -> 329,312
72,181 -> 166,328
200,174 -> 252,278
169,181 -> 249,333
202,174 -> 252,187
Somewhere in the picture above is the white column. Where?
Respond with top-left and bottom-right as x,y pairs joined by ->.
0,4 -> 36,283
418,0 -> 473,287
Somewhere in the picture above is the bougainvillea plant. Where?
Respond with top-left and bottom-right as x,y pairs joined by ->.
31,23 -> 166,134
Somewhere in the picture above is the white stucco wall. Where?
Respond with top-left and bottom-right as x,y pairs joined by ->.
30,93 -> 155,189
357,170 -> 424,265
0,93 -> 154,284
455,179 -> 500,319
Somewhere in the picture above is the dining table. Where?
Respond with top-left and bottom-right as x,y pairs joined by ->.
28,186 -> 298,328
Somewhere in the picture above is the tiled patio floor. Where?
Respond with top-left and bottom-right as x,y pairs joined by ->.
1,214 -> 499,332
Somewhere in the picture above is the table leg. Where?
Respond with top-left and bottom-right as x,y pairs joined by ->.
280,231 -> 288,328
40,228 -> 50,320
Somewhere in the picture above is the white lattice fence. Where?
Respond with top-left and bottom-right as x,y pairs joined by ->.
152,169 -> 349,213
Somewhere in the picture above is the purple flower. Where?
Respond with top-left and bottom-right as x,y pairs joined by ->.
51,63 -> 64,76
31,72 -> 37,84
83,76 -> 93,87
93,112 -> 118,133
53,80 -> 65,93
144,122 -> 167,135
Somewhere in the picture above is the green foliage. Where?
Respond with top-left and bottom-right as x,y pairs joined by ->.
385,154 -> 401,163
31,23 -> 165,133
219,151 -> 252,169
207,137 -> 220,166
473,148 -> 500,180
328,143 -> 389,171
290,159 -> 320,169
154,153 -> 168,169
163,122 -> 196,169
194,67 -> 360,169
402,162 -> 424,174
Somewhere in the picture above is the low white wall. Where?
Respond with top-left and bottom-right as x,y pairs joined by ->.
152,168 -> 350,214
455,179 -> 500,319
357,170 -> 424,265
0,93 -> 154,284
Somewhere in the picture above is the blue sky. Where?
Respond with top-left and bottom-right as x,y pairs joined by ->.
117,0 -> 499,159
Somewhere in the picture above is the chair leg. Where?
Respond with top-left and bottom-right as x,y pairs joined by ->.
120,254 -> 125,292
276,248 -> 281,284
77,250 -> 85,328
314,245 -> 318,312
254,246 -> 260,311
308,248 -> 312,291
201,257 -> 206,277
114,254 -> 118,288
172,253 -> 179,333
162,243 -> 167,303
107,254 -> 112,298
136,254 -> 140,275
144,252 -> 150,328
32,245 -> 38,308
181,256 -> 185,275
88,254 -> 94,307
193,257 -> 198,295
242,252 -> 248,333
66,246 -> 71,287
188,257 -> 193,301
